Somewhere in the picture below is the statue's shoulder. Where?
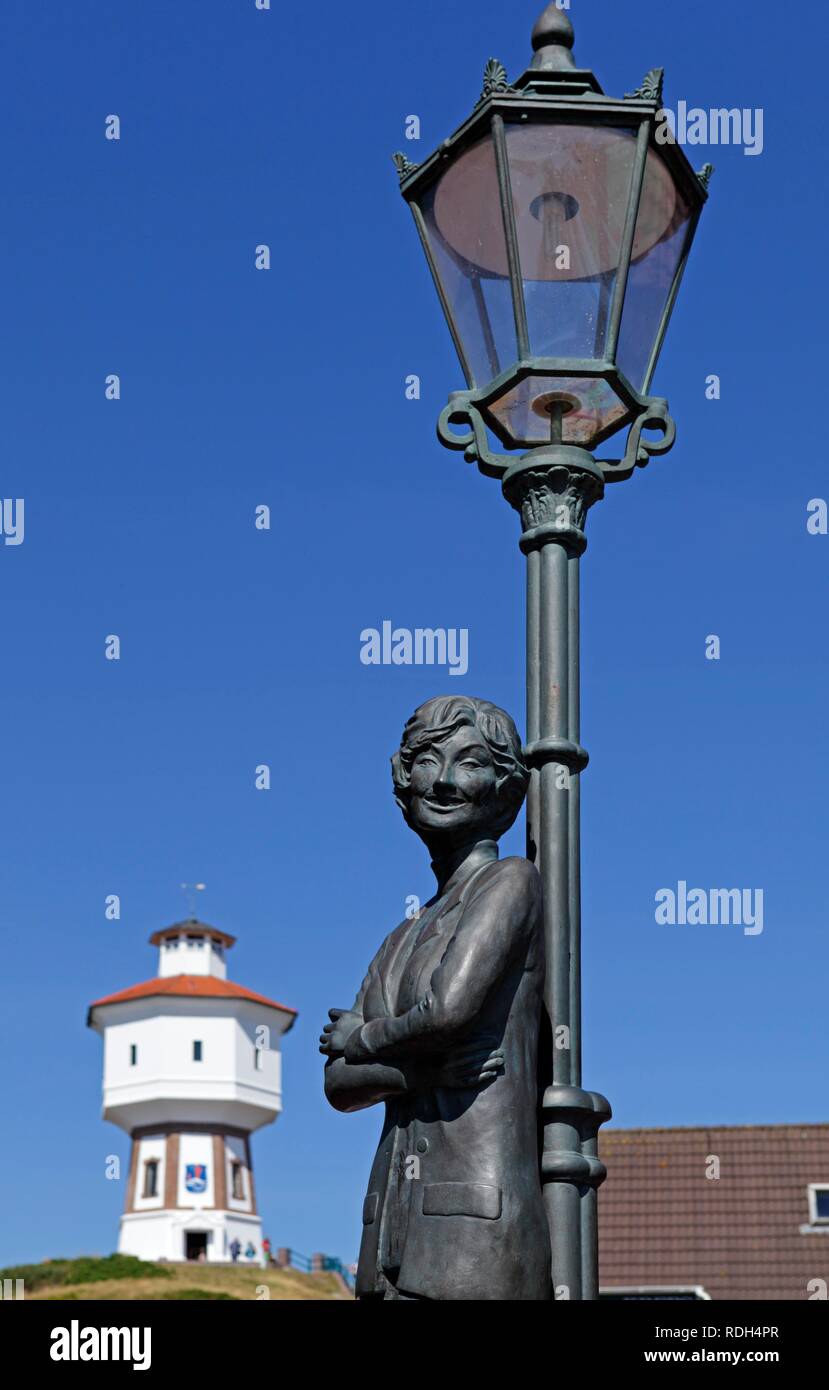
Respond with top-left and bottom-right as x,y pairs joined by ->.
467,858 -> 541,938
383,918 -> 416,952
494,854 -> 540,880
479,855 -> 541,899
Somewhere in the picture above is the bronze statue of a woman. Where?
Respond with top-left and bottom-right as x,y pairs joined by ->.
320,695 -> 549,1300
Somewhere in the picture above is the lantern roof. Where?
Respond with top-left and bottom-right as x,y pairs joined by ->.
393,6 -> 710,217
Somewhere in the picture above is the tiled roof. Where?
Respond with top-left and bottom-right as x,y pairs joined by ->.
598,1124 -> 829,1301
88,974 -> 297,1022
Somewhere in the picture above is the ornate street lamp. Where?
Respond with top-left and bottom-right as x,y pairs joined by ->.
393,3 -> 710,1300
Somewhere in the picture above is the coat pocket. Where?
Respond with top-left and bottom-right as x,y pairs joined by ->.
362,1192 -> 379,1225
421,1182 -> 502,1220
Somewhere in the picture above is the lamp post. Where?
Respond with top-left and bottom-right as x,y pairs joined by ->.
393,3 -> 709,1299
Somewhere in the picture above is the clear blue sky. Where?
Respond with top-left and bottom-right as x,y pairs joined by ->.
1,0 -> 826,1268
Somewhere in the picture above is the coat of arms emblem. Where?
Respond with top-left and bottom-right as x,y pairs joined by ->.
185,1163 -> 208,1193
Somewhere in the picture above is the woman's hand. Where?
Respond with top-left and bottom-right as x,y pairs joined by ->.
319,1008 -> 363,1056
432,1041 -> 505,1089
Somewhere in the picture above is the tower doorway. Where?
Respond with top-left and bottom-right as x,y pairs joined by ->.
185,1231 -> 208,1262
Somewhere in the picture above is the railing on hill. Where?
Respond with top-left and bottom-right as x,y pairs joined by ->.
274,1247 -> 355,1289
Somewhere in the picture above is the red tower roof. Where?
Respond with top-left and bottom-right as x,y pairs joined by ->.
87,974 -> 297,1027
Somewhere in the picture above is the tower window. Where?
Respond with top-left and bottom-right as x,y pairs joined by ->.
231,1161 -> 245,1201
254,1045 -> 264,1071
809,1185 -> 829,1223
193,1040 -> 203,1061
129,1044 -> 137,1066
143,1159 -> 159,1199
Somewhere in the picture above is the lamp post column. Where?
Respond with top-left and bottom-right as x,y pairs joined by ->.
503,443 -> 611,1301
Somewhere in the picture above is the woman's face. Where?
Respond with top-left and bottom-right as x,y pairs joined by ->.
407,725 -> 499,846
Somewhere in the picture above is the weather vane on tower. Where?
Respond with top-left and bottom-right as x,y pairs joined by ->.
180,882 -> 206,918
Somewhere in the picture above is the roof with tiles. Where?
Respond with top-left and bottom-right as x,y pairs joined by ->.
598,1124 -> 829,1300
88,974 -> 297,1023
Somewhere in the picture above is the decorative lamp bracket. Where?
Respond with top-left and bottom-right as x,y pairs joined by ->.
437,398 -> 514,479
599,397 -> 676,483
437,393 -> 676,487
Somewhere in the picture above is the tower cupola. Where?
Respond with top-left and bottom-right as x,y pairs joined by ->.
150,919 -> 236,980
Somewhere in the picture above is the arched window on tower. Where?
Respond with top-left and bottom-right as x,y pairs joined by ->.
143,1159 -> 159,1199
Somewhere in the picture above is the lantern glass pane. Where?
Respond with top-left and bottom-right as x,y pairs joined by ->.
419,134 -> 518,388
616,153 -> 693,391
504,122 -> 644,360
417,117 -> 694,442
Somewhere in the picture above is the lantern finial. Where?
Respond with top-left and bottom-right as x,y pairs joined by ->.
531,3 -> 576,71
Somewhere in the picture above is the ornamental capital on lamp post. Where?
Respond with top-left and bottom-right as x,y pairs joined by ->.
394,3 -> 709,1300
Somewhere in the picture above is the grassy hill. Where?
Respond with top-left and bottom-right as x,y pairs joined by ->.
0,1254 -> 351,1301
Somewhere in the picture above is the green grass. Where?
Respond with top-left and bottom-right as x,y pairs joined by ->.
0,1254 -> 173,1292
164,1288 -> 240,1300
5,1254 -> 351,1301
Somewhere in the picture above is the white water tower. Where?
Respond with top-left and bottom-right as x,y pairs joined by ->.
88,919 -> 296,1265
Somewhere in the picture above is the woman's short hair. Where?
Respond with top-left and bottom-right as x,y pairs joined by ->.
391,695 -> 529,839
